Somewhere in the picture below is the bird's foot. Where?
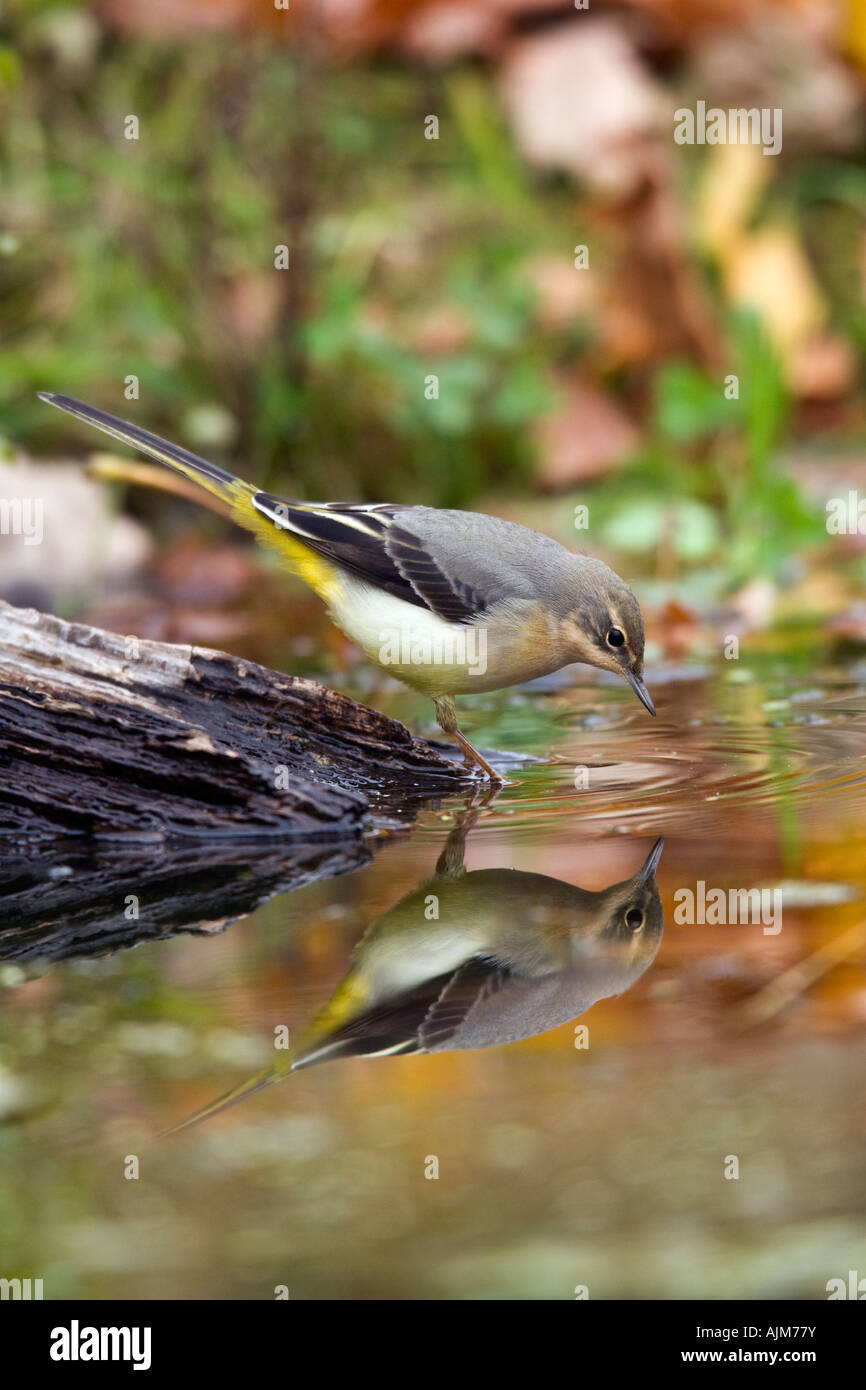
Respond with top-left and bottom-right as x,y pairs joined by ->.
452,728 -> 503,783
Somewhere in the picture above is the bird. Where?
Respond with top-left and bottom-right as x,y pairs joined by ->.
38,392 -> 655,778
163,828 -> 664,1133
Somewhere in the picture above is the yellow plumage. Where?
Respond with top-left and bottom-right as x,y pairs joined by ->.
232,499 -> 343,605
40,390 -> 344,605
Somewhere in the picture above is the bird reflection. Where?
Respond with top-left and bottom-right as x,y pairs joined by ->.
166,817 -> 664,1133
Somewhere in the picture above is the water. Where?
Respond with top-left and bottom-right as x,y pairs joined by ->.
1,654 -> 865,1299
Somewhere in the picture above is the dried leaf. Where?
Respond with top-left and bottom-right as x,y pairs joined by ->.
534,377 -> 639,488
499,22 -> 664,198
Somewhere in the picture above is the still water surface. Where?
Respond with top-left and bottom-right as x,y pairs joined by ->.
1,655 -> 864,1298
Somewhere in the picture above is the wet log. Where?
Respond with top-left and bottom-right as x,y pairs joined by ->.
0,837 -> 371,963
0,601 -> 462,843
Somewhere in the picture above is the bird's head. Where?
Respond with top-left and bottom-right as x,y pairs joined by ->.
603,836 -> 665,956
572,837 -> 665,972
557,558 -> 655,715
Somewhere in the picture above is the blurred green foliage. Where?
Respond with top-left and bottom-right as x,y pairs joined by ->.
0,10 -> 570,505
595,314 -> 825,583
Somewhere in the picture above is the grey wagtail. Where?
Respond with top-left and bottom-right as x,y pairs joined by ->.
38,393 -> 654,778
164,832 -> 664,1132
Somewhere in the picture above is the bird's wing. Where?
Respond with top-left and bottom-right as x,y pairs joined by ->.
417,955 -> 511,1050
250,496 -> 486,623
290,955 -> 510,1069
394,506 -> 573,612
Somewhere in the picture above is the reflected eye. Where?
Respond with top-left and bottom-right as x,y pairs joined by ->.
607,628 -> 625,648
625,908 -> 644,931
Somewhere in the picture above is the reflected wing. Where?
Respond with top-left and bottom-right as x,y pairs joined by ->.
291,955 -> 510,1069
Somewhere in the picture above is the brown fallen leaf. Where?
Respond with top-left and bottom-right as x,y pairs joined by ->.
403,304 -> 474,355
694,143 -> 770,262
593,150 -> 723,369
401,1 -> 502,62
790,333 -> 857,402
723,223 -> 827,371
222,272 -> 283,354
498,21 -> 664,198
533,375 -> 639,488
522,253 -> 597,333
690,11 -> 864,155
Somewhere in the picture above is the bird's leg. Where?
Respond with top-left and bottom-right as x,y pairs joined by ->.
453,729 -> 502,782
435,794 -> 493,876
435,818 -> 471,878
433,695 -> 502,782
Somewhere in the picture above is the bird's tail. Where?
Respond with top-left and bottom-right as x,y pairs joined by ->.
159,1059 -> 293,1137
38,393 -> 253,509
38,393 -> 340,600
161,969 -> 371,1136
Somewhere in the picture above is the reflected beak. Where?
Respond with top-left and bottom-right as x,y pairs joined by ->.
624,667 -> 656,716
637,836 -> 665,883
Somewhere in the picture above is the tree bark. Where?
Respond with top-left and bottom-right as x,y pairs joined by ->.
0,837 -> 371,963
0,601 -> 461,844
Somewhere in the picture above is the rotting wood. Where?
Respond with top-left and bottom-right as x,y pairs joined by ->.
0,601 -> 463,843
0,837 -> 372,963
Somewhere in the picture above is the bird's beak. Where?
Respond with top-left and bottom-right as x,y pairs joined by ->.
624,667 -> 656,716
637,837 -> 665,883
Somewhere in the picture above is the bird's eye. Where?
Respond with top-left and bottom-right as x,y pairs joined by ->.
607,627 -> 625,648
625,907 -> 644,931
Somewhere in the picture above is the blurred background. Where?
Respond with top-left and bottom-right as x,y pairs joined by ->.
1,0 -> 866,1301
2,0 -> 866,659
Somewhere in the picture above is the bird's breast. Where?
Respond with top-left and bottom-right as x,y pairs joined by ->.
328,581 -> 567,695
